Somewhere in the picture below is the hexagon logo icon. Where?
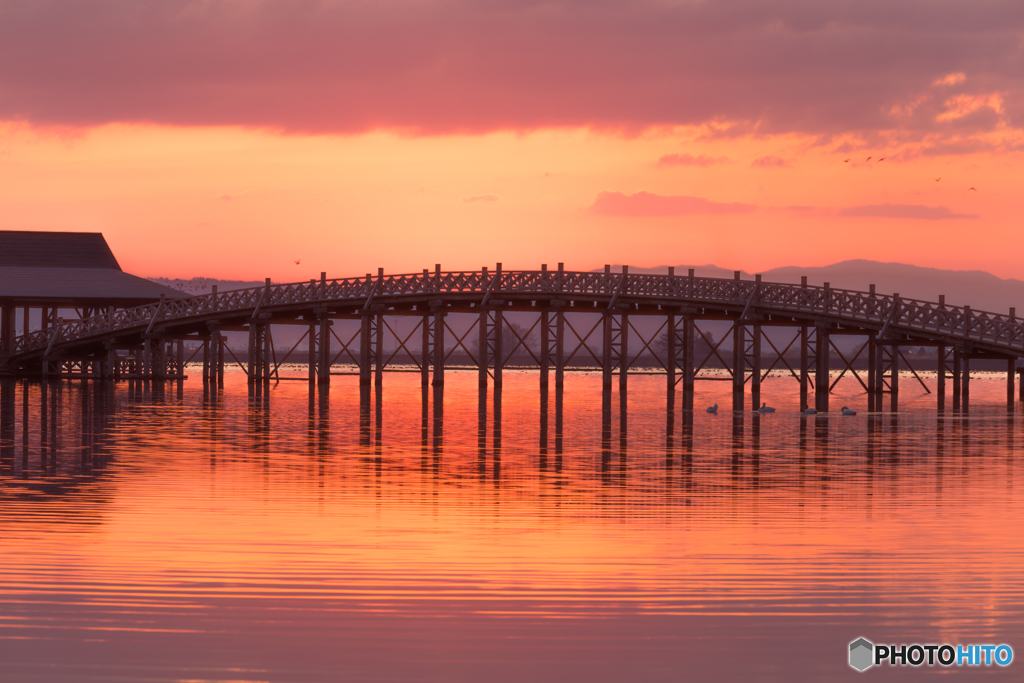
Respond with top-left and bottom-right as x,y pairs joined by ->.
849,638 -> 874,671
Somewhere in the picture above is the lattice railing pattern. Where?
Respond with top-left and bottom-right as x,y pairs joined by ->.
13,271 -> 1024,356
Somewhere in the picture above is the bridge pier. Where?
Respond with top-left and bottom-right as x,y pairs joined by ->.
936,343 -> 946,412
961,354 -> 970,412
890,343 -> 899,413
432,305 -> 445,388
666,311 -> 676,416
539,310 -> 549,394
317,315 -> 331,387
619,311 -> 628,400
1007,358 -> 1015,412
602,311 -> 613,393
815,325 -> 829,412
732,322 -> 744,412
493,309 -> 503,392
750,323 -> 761,412
247,324 -> 266,386
866,333 -> 877,412
682,314 -> 694,412
420,313 -> 430,390
800,326 -> 810,411
360,313 -> 372,388
952,348 -> 961,410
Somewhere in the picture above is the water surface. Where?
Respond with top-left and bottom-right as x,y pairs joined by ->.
0,371 -> 1021,681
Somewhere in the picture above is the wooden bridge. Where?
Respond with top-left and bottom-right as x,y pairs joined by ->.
6,265 -> 1024,412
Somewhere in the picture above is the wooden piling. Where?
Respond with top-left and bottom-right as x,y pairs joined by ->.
666,311 -> 676,414
952,348 -> 961,410
619,311 -> 628,398
889,343 -> 899,412
750,324 -> 761,412
815,326 -> 829,412
1007,358 -> 1015,412
961,354 -> 970,412
732,322 -> 744,412
683,316 -> 694,412
360,313 -> 372,387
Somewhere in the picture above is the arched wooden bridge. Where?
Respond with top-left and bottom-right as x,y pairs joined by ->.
7,265 -> 1024,412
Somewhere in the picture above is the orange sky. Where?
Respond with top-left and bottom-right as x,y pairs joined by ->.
1,2 -> 1022,281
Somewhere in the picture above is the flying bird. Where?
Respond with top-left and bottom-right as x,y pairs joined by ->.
294,259 -> 301,265
878,158 -> 885,162
968,187 -> 977,191
843,158 -> 850,163
866,156 -> 872,162
935,177 -> 942,182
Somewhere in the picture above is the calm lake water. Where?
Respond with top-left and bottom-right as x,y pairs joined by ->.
0,369 -> 1021,681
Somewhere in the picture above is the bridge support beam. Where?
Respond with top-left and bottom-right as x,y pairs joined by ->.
317,316 -> 331,387
432,307 -> 445,388
749,324 -> 761,412
815,326 -> 829,412
666,312 -> 676,416
307,322 -> 316,386
493,309 -> 503,392
682,316 -> 694,412
478,309 -> 488,390
800,326 -> 810,411
360,313 -> 372,388
619,312 -> 628,399
961,354 -> 970,412
247,324 -> 266,386
889,343 -> 899,412
732,323 -> 744,412
375,314 -> 384,389
936,343 -> 946,412
421,314 -> 430,390
952,348 -> 961,410
866,332 -> 877,412
602,312 -> 613,392
1007,358 -> 1015,412
540,311 -> 550,394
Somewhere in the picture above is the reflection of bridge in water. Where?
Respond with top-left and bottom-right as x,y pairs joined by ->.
8,265 -> 1024,413
0,374 -> 998,497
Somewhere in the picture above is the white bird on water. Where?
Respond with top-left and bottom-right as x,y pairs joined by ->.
757,402 -> 776,414
707,404 -> 718,414
841,406 -> 857,416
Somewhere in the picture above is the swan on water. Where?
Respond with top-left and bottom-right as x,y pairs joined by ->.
841,406 -> 857,416
707,404 -> 718,414
757,402 -> 776,414
804,408 -> 817,415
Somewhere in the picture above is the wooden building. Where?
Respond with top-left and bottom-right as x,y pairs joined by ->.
0,231 -> 186,360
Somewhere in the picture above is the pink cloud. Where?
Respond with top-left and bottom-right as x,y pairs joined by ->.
589,191 -> 757,217
0,2 -> 1021,141
657,153 -> 727,167
751,155 -> 794,168
838,203 -> 978,220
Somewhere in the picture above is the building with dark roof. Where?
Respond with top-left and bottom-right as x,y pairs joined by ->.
0,231 -> 187,357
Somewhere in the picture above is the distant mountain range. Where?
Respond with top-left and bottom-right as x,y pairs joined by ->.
615,260 -> 1024,315
150,259 -> 1024,315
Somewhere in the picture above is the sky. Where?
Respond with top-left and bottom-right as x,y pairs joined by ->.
1,0 -> 1023,281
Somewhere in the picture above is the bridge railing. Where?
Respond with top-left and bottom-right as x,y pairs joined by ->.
11,270 -> 1024,356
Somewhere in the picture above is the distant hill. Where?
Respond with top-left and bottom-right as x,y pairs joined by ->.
147,277 -> 265,295
610,260 -> 1024,315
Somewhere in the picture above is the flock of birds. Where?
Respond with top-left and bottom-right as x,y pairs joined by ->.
843,156 -> 976,191
706,402 -> 857,416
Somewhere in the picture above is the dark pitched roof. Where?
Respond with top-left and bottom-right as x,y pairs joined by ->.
0,231 -> 187,305
0,231 -> 121,269
0,267 -> 188,306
